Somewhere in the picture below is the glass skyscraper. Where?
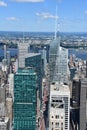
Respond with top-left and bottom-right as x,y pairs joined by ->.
25,53 -> 42,99
49,37 -> 68,84
49,38 -> 60,82
53,47 -> 68,83
13,67 -> 37,130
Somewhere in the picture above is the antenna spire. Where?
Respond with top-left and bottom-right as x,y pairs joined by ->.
54,6 -> 58,39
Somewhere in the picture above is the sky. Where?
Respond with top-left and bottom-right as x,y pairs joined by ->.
0,0 -> 87,32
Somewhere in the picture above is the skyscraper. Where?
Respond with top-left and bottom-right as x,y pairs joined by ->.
13,67 -> 37,130
49,37 -> 68,84
25,53 -> 42,99
18,43 -> 29,68
53,47 -> 68,83
72,77 -> 81,108
49,82 -> 70,130
6,51 -> 10,66
49,38 -> 60,82
80,78 -> 87,130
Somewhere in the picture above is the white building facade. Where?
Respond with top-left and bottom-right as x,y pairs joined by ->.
8,74 -> 14,100
49,82 -> 70,130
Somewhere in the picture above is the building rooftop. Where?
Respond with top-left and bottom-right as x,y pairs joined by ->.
15,67 -> 36,75
0,117 -> 9,125
50,82 -> 70,95
25,53 -> 41,58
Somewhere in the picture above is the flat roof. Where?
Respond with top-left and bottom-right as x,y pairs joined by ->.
25,53 -> 41,58
50,82 -> 70,96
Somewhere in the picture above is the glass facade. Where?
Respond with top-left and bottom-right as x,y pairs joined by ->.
49,37 -> 68,84
13,68 -> 37,130
49,38 -> 60,82
25,53 -> 42,99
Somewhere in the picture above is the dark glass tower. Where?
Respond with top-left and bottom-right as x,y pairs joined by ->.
25,53 -> 42,99
13,67 -> 37,130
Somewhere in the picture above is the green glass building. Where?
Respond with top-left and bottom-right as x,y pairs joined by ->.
13,67 -> 37,130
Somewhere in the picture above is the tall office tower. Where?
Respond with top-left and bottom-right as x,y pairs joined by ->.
0,84 -> 5,103
6,51 -> 10,66
4,45 -> 6,59
0,84 -> 6,117
70,77 -> 81,130
29,44 -> 50,63
6,97 -> 13,127
49,38 -> 60,82
2,59 -> 7,72
49,36 -> 68,84
8,73 -> 14,100
0,83 -> 10,130
53,47 -> 68,83
18,43 -> 29,68
39,48 -> 47,76
13,68 -> 37,130
49,82 -> 70,130
80,78 -> 87,130
25,53 -> 42,99
86,61 -> 87,77
72,77 -> 81,108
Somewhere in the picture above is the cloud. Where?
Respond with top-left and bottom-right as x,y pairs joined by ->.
6,17 -> 19,21
12,0 -> 44,2
0,1 -> 7,6
58,0 -> 62,3
36,12 -> 59,19
85,10 -> 87,14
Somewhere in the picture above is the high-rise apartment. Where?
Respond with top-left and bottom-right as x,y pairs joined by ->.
49,82 -> 70,130
13,67 -> 37,130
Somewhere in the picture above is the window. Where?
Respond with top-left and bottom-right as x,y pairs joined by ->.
61,116 -> 63,119
55,122 -> 59,128
52,122 -> 53,125
55,115 -> 59,119
61,122 -> 63,126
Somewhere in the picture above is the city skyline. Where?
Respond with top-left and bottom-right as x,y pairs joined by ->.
0,0 -> 87,32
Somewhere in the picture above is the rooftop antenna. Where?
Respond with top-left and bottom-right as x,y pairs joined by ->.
54,6 -> 58,39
